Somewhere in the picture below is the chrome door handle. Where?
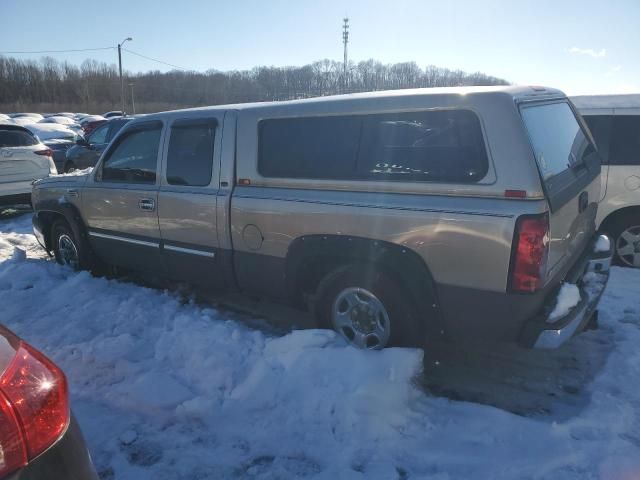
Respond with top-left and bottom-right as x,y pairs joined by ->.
139,198 -> 155,211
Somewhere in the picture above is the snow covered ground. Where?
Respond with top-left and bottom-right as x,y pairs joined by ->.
1,209 -> 640,479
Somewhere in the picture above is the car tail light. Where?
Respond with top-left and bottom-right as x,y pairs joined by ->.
0,336 -> 69,477
509,213 -> 549,293
0,391 -> 27,477
34,149 -> 53,158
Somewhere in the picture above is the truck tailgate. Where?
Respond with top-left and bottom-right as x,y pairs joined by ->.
520,100 -> 601,280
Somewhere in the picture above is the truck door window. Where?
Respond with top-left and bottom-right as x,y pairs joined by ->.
166,119 -> 216,186
101,122 -> 162,184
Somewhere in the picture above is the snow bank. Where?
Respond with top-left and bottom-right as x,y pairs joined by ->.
0,215 -> 424,478
1,213 -> 640,479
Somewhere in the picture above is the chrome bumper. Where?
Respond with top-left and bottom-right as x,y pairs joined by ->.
526,235 -> 612,349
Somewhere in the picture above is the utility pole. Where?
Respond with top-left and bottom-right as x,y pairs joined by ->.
129,83 -> 136,114
342,18 -> 349,91
118,37 -> 132,114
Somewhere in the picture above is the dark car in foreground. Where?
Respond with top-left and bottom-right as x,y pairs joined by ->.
64,117 -> 132,172
44,139 -> 76,173
0,325 -> 97,480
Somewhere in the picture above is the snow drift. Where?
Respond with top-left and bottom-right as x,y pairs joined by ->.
0,213 -> 639,479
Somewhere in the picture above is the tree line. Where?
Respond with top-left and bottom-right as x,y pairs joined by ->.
0,55 -> 509,114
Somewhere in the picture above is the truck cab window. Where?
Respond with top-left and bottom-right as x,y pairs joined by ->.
166,120 -> 216,186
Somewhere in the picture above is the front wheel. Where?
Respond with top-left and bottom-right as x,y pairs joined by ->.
606,214 -> 640,268
314,265 -> 423,350
51,219 -> 92,271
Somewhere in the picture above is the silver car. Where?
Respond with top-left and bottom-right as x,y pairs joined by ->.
31,86 -> 611,352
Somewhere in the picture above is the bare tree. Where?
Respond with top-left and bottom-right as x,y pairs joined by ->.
0,55 -> 509,113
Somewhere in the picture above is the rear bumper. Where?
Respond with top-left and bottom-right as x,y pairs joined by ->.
519,234 -> 612,349
5,414 -> 98,480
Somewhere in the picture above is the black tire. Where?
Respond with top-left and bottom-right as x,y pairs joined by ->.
604,213 -> 640,268
313,264 -> 424,349
51,219 -> 93,271
63,162 -> 76,174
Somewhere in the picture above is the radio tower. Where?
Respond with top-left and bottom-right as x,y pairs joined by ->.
342,17 -> 349,91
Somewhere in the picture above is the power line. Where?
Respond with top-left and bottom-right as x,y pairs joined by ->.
122,48 -> 188,71
0,47 -> 115,54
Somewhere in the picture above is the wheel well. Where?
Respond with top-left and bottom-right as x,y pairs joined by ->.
599,206 -> 640,233
36,206 -> 87,252
285,235 -> 443,335
38,211 -> 67,252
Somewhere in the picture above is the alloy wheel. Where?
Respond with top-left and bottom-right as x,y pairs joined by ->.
57,234 -> 80,269
332,287 -> 391,349
615,225 -> 640,268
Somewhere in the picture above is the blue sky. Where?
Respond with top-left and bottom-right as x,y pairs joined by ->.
1,0 -> 637,95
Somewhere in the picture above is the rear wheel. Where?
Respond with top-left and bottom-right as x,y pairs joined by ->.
606,214 -> 640,268
51,219 -> 92,271
314,265 -> 423,349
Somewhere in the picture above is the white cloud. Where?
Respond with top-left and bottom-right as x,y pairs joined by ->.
569,47 -> 606,58
605,65 -> 622,77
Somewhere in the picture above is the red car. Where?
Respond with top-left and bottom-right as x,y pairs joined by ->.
0,325 -> 97,480
79,116 -> 107,136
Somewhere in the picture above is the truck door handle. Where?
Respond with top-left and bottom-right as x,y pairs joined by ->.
65,188 -> 79,198
138,198 -> 155,211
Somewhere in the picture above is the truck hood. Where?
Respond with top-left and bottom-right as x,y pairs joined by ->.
33,168 -> 92,188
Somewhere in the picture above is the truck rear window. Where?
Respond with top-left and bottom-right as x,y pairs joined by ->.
521,101 -> 600,210
258,109 -> 489,183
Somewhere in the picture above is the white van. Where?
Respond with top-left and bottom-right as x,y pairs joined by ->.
572,94 -> 640,268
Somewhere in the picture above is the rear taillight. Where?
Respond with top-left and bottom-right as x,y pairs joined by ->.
0,339 -> 68,477
34,149 -> 53,158
509,213 -> 550,293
